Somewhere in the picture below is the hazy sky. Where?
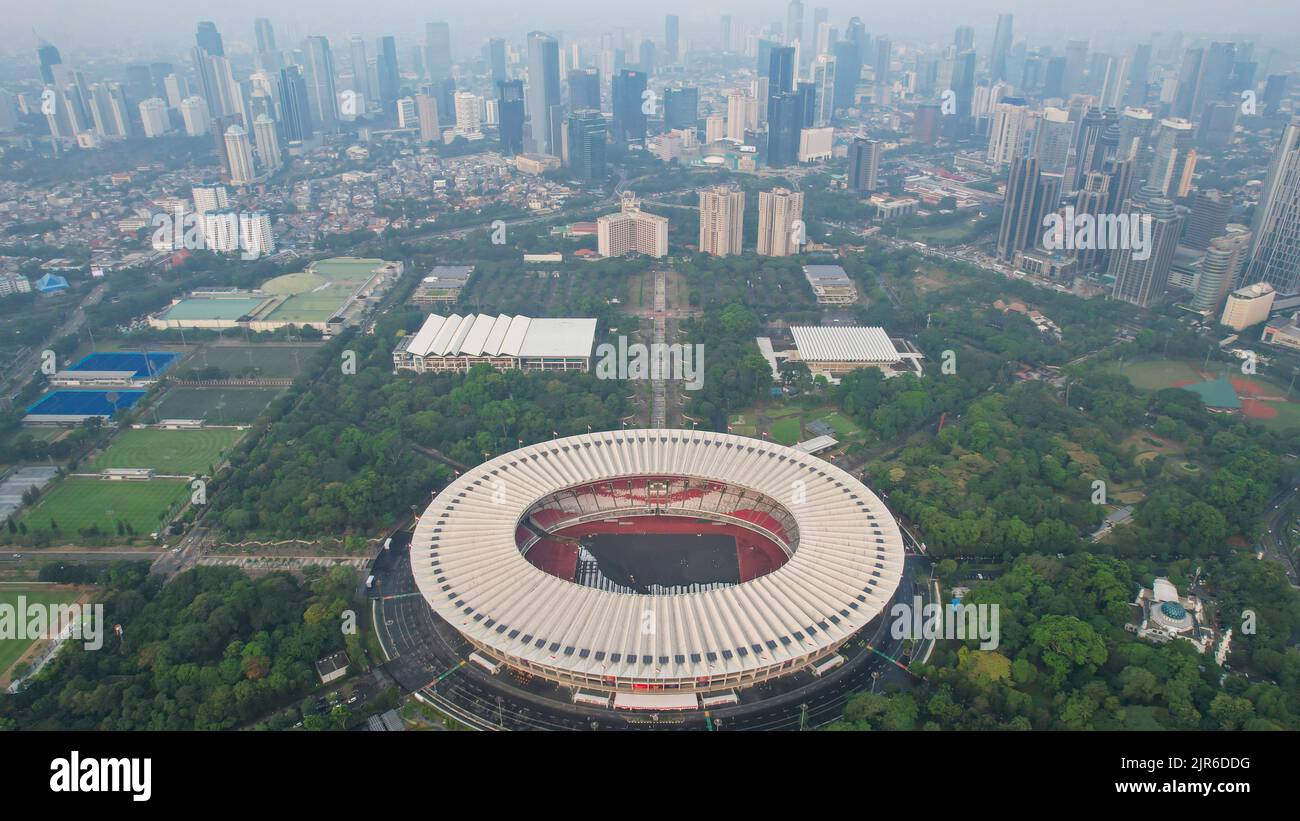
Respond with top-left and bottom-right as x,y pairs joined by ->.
4,0 -> 1299,58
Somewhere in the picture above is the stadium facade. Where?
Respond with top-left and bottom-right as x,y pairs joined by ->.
409,429 -> 906,702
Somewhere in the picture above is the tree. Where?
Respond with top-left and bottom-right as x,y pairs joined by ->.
1030,615 -> 1107,687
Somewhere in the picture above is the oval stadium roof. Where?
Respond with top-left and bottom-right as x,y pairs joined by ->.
410,429 -> 906,691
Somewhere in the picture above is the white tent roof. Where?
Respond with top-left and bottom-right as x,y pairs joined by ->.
790,325 -> 901,363
405,313 -> 597,359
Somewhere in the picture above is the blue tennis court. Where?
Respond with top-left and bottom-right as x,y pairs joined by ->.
68,351 -> 179,379
27,390 -> 146,417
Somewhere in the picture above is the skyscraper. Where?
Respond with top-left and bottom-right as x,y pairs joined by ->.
698,186 -> 745,256
376,36 -> 401,112
349,36 -> 372,101
415,93 -> 441,142
611,69 -> 647,146
1109,197 -> 1183,307
277,66 -> 313,142
1147,118 -> 1196,197
1246,119 -> 1300,294
757,188 -> 805,256
787,1 -> 805,50
224,124 -> 256,184
847,138 -> 880,194
301,36 -> 339,129
488,38 -> 508,85
196,21 -> 224,57
1034,107 -> 1073,177
663,86 -> 698,131
568,69 -> 601,111
812,55 -> 836,126
252,114 -> 281,171
498,80 -> 525,155
766,92 -> 803,168
254,18 -> 276,55
997,155 -> 1062,263
37,42 -> 62,85
987,101 -> 1028,168
831,40 -> 861,111
426,22 -> 453,82
526,32 -> 562,156
1184,189 -> 1231,249
768,46 -> 796,102
1171,48 -> 1204,120
991,14 -> 1014,83
665,15 -> 680,63
566,109 -> 607,183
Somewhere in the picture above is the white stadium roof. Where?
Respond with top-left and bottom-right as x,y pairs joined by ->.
790,325 -> 902,363
410,429 -> 906,691
404,313 -> 597,359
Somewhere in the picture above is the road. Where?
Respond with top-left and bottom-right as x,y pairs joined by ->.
1258,479 -> 1300,587
3,282 -> 107,402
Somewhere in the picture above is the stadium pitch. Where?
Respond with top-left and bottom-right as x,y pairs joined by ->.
585,532 -> 741,591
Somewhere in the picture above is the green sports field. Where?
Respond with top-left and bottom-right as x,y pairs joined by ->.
15,477 -> 189,538
1106,358 -> 1205,390
89,428 -> 244,475
185,344 -> 321,378
263,286 -> 352,322
770,418 -> 802,445
151,387 -> 283,424
0,588 -> 83,677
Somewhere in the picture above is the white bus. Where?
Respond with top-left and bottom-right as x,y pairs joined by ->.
572,691 -> 612,708
701,691 -> 739,708
810,654 -> 846,677
468,652 -> 503,675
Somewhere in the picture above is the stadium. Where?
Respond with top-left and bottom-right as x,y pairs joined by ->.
410,429 -> 906,708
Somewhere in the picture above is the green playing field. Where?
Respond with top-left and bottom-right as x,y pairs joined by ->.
15,477 -> 190,538
89,428 -> 244,475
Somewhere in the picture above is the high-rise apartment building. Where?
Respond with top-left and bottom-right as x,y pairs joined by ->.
223,124 -> 256,184
698,186 -> 745,256
757,188 -> 805,256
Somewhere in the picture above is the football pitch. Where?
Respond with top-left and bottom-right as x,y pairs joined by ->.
151,387 -> 282,424
185,344 -> 320,378
0,588 -> 83,678
89,428 -> 244,475
15,477 -> 190,538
